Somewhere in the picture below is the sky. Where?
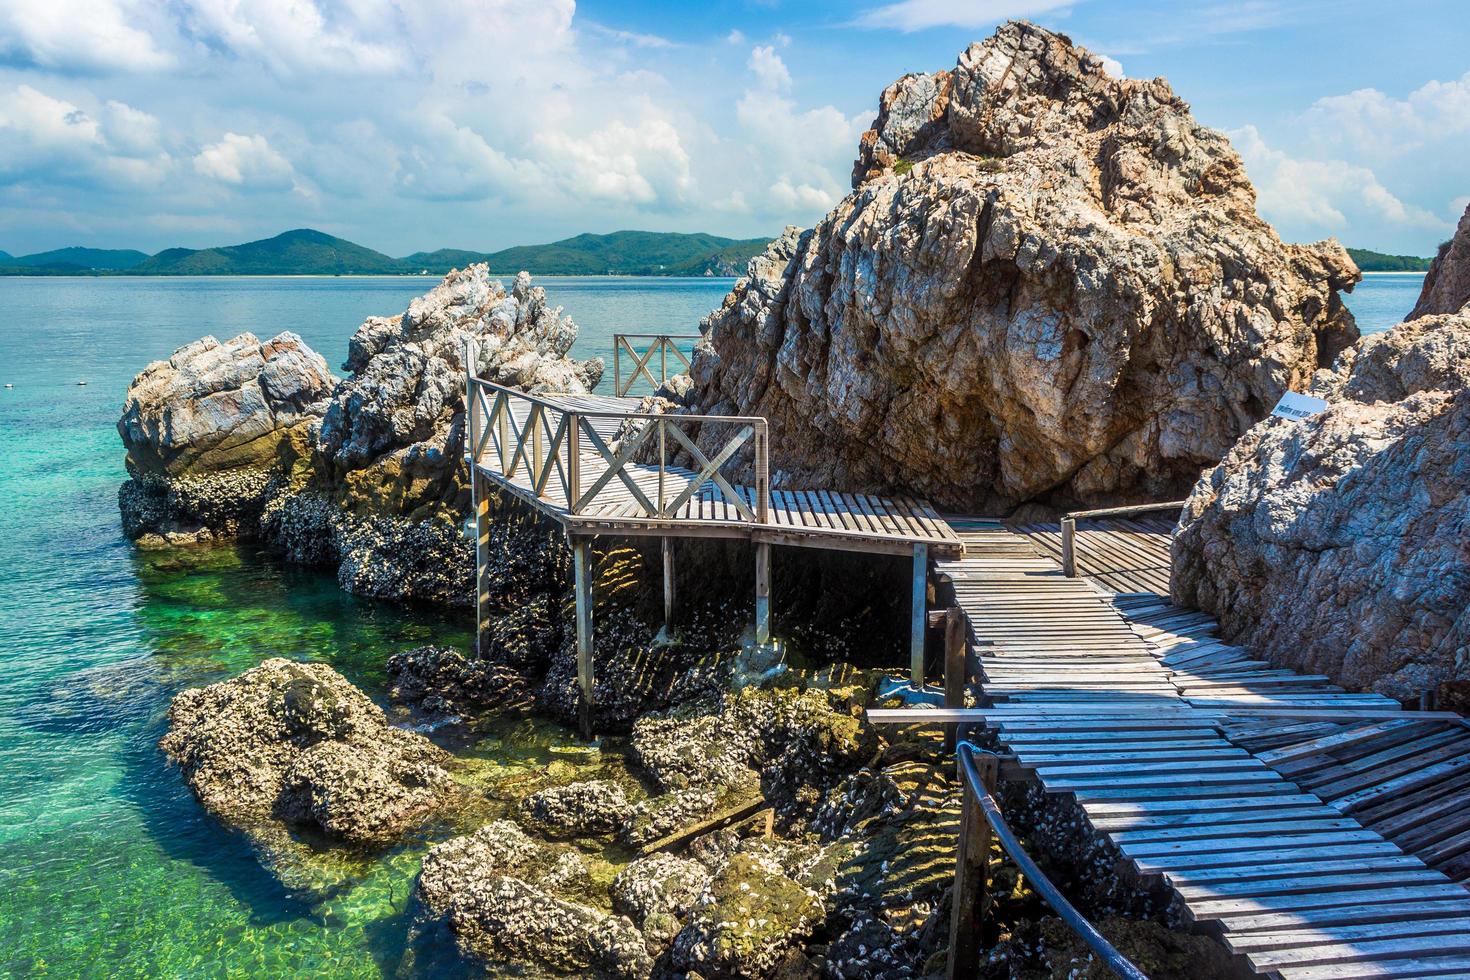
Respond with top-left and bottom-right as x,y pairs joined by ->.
0,0 -> 1466,257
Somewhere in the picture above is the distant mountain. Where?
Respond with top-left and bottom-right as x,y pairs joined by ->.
133,229 -> 403,275
0,228 -> 772,277
4,246 -> 149,271
1348,247 -> 1432,272
0,250 -> 10,262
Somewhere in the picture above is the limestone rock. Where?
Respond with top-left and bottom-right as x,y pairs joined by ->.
1411,203 -> 1470,318
686,22 -> 1358,511
159,659 -> 457,889
1173,312 -> 1470,698
118,332 -> 333,540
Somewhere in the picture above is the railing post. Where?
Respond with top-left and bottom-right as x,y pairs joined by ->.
614,338 -> 623,397
660,337 -> 667,385
948,751 -> 997,980
567,414 -> 581,513
944,607 -> 966,753
657,419 -> 667,514
464,338 -> 479,466
1061,515 -> 1076,577
755,423 -> 770,524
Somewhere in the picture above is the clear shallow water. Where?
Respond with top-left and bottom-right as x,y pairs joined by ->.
0,271 -> 1419,977
0,275 -> 731,978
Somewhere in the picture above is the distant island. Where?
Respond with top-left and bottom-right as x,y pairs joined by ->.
1347,247 -> 1433,272
0,228 -> 773,278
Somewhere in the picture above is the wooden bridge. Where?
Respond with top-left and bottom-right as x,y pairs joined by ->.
463,335 -> 962,734
875,514 -> 1470,978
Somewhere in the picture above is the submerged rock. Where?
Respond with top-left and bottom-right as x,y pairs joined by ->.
1411,202 -> 1470,319
1173,308 -> 1470,698
685,22 -> 1358,511
412,820 -> 651,977
386,644 -> 534,725
118,332 -> 334,541
159,659 -> 456,895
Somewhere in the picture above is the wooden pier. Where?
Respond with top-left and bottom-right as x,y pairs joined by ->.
875,517 -> 1470,978
464,336 -> 962,733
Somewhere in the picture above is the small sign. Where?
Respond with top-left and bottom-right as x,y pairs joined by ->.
1271,390 -> 1328,421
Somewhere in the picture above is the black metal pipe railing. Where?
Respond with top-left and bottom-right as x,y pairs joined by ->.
954,741 -> 1148,980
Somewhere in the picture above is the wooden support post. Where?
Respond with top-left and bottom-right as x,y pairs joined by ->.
474,470 -> 492,657
1060,515 -> 1077,577
943,607 -> 966,753
754,541 -> 771,645
948,752 -> 997,980
567,414 -> 582,513
572,536 -> 595,739
911,542 -> 928,688
662,537 -> 675,630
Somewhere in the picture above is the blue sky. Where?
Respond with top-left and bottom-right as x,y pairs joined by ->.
0,0 -> 1466,256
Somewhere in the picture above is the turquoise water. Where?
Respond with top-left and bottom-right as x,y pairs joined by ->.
0,275 -> 731,978
1350,273 -> 1426,335
0,271 -> 1420,977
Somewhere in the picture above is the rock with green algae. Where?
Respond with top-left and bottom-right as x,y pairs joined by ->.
670,849 -> 822,979
412,820 -> 651,978
1039,914 -> 1236,979
610,852 -> 712,944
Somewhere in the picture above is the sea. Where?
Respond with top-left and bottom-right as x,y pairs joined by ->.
0,272 -> 1421,977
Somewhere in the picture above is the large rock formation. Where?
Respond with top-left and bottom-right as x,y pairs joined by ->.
1173,302 -> 1470,698
119,266 -> 601,603
686,22 -> 1358,511
118,332 -> 335,545
1410,202 -> 1470,319
159,658 -> 459,892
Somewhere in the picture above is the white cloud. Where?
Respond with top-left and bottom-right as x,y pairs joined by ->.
854,0 -> 1075,32
534,117 -> 695,206
726,29 -> 747,45
1303,71 -> 1470,159
0,84 -> 170,187
180,0 -> 404,76
748,45 -> 791,91
1097,54 -> 1124,78
0,0 -> 175,72
193,133 -> 294,188
1230,124 -> 1450,241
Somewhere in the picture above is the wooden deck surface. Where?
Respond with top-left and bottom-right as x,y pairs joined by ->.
474,391 -> 963,557
938,518 -> 1470,979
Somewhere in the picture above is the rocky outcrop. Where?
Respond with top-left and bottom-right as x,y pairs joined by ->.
159,658 -> 458,891
685,21 -> 1358,511
386,645 -> 534,725
1173,311 -> 1470,698
1411,203 -> 1470,318
411,820 -> 651,977
119,265 -> 601,604
118,332 -> 334,545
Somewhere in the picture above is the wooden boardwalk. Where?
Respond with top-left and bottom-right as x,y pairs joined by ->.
925,519 -> 1470,979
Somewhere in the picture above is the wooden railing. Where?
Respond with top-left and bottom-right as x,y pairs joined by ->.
1060,500 -> 1187,577
612,333 -> 701,397
465,342 -> 768,522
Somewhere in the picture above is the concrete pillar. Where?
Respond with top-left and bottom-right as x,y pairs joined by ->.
573,536 -> 594,739
754,541 -> 771,645
911,542 -> 929,687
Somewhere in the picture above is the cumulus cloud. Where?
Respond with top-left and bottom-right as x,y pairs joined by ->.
0,0 -> 175,72
0,84 -> 170,187
1303,71 -> 1470,159
854,0 -> 1075,31
748,45 -> 791,91
1231,124 -> 1450,242
193,133 -> 294,188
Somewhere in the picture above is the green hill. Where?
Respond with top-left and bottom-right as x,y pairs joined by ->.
6,246 -> 149,271
0,228 -> 773,277
132,229 -> 404,275
474,231 -> 769,276
1348,247 -> 1432,272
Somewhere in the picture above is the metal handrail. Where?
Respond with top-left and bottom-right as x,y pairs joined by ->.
464,340 -> 769,523
954,742 -> 1148,980
1060,500 -> 1187,577
612,333 -> 701,397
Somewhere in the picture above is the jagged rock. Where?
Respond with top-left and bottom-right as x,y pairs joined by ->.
118,332 -> 333,540
1173,310 -> 1470,698
610,852 -> 712,940
412,820 -> 651,977
386,645 -> 534,723
1411,203 -> 1470,318
517,778 -> 633,837
619,786 -> 722,848
119,266 -> 600,607
159,659 -> 457,890
686,22 -> 1358,511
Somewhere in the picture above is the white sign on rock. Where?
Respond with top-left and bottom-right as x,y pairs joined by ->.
1271,390 -> 1329,422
